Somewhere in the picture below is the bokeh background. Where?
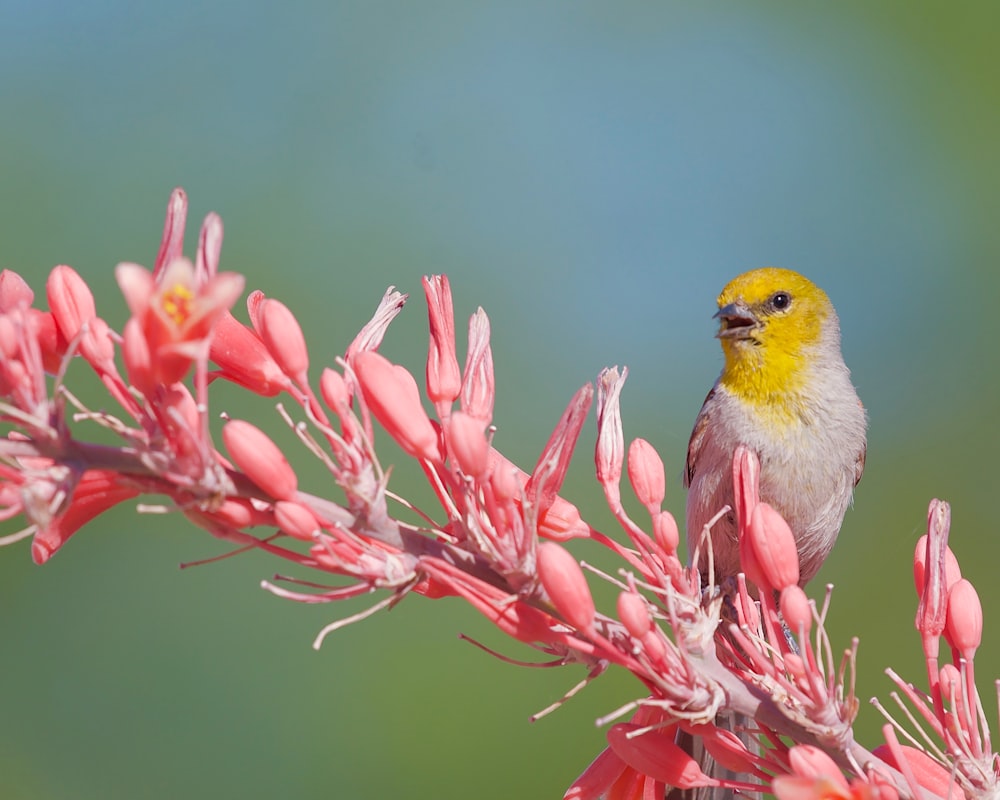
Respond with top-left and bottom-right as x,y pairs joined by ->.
1,2 -> 998,798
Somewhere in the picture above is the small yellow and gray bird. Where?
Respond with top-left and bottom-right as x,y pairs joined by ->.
684,267 -> 867,588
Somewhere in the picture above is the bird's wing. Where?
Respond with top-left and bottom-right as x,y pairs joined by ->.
854,440 -> 866,487
684,386 -> 716,488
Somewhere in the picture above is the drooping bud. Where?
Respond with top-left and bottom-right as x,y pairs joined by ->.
222,419 -> 298,501
537,541 -> 595,631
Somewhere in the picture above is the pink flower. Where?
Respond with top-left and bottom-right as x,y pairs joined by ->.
116,257 -> 244,391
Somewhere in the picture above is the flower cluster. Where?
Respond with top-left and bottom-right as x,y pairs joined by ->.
1,190 -> 995,800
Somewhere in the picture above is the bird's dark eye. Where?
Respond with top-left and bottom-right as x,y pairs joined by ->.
770,292 -> 791,311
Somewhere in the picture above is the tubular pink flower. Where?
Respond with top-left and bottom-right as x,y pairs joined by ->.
871,743 -> 960,800
563,746 -> 628,800
116,258 -> 245,386
913,533 -> 961,599
31,470 -> 141,564
423,274 -> 461,411
460,308 -> 494,424
320,368 -> 351,412
353,351 -> 441,463
525,383 -> 593,524
915,500 -> 951,672
748,502 -> 800,590
445,411 -> 489,479
209,311 -> 291,397
222,419 -> 298,501
537,541 -> 595,631
627,438 -> 665,514
153,187 -> 189,277
607,723 -> 714,790
46,265 -> 96,343
257,297 -> 309,381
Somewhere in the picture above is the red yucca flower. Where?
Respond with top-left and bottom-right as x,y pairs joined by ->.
0,189 -> 995,800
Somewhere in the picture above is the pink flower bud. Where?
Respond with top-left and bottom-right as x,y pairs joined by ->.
780,585 -> 812,635
787,745 -> 847,787
353,351 -> 440,463
913,534 -> 961,598
938,663 -> 961,703
748,502 -> 800,590
320,368 -> 351,412
258,298 -> 309,379
446,411 -> 489,479
47,265 -> 96,342
945,578 -> 982,657
274,500 -> 320,541
222,420 -> 298,501
627,438 -> 665,512
537,541 -> 595,631
595,368 -> 625,496
0,269 -> 34,310
641,630 -> 667,663
653,510 -> 679,555
209,312 -> 290,397
616,591 -> 651,639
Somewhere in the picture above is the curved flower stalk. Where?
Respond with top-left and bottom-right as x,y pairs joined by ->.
1,189 -> 997,800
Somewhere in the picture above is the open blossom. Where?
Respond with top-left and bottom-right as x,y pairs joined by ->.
1,187 -> 996,800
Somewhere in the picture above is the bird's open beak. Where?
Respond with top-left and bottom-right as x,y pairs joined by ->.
715,301 -> 758,339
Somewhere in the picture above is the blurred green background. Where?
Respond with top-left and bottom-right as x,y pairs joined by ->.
1,2 -> 998,798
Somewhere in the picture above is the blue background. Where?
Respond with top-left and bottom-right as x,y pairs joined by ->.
1,2 -> 998,798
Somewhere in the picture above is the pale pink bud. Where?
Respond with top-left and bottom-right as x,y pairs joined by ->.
616,591 -> 651,638
274,500 -> 320,541
153,187 -> 189,276
46,265 -> 96,342
748,502 -> 800,590
627,438 -> 665,512
0,269 -> 34,310
539,497 -> 590,541
222,420 -> 298,501
780,585 -> 812,635
209,312 -> 290,397
320,368 -> 351,412
121,316 -> 154,394
536,541 -> 595,631
446,411 -> 489,479
787,745 -> 847,787
938,663 -> 961,703
460,308 -> 494,423
641,630 -> 667,663
946,578 -> 982,657
353,351 -> 440,462
488,450 -> 520,503
258,298 -> 309,379
607,723 -> 712,790
653,510 -> 679,554
423,274 -> 461,407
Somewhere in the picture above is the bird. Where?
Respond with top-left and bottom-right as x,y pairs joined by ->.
684,267 -> 867,589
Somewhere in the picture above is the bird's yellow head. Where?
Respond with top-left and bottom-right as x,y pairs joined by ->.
714,267 -> 838,406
